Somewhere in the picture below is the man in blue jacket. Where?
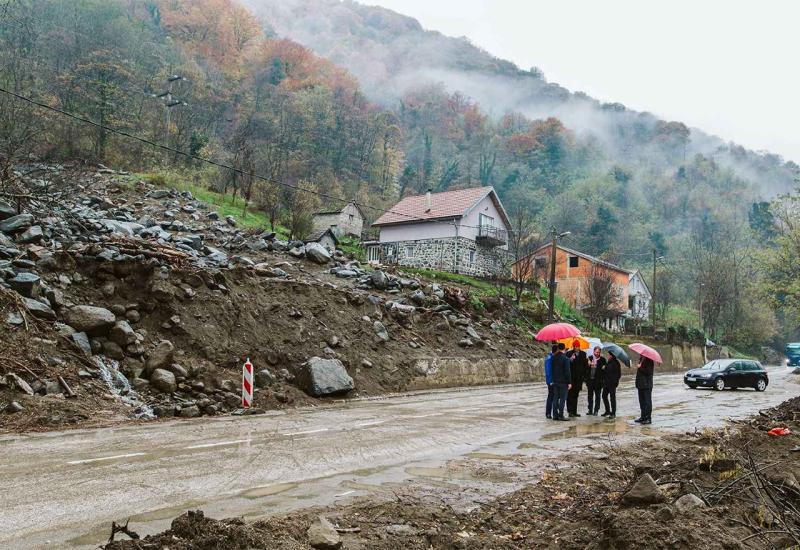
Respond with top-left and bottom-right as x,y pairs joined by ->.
551,343 -> 572,421
544,344 -> 557,419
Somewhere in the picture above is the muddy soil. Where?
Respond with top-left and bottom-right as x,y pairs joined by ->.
65,259 -> 541,406
1,165 -> 545,432
105,396 -> 800,549
0,288 -> 132,432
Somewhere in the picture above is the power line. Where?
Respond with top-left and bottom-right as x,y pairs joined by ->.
0,85 -> 494,232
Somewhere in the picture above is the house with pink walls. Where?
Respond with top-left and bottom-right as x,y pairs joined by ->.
366,187 -> 512,276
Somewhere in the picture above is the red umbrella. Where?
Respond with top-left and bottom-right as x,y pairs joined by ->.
535,322 -> 580,342
630,343 -> 663,364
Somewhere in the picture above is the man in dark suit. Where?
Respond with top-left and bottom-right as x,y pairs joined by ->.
635,356 -> 655,424
566,340 -> 588,417
551,343 -> 572,421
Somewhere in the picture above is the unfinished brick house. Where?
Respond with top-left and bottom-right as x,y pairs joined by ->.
514,244 -> 652,332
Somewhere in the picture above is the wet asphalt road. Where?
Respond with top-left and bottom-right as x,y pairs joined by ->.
2,367 -> 798,549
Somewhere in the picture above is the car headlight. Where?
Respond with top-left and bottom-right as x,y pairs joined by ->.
699,373 -> 712,378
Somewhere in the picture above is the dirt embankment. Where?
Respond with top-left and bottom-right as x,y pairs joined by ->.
1,163 -> 545,432
104,397 -> 800,549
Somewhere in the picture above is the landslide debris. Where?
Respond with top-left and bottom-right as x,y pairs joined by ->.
1,163 -> 543,431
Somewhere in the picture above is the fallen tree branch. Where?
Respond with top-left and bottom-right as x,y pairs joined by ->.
107,519 -> 139,543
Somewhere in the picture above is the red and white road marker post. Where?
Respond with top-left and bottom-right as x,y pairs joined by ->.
242,358 -> 254,409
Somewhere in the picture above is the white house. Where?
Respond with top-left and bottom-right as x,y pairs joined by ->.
367,187 -> 511,277
626,269 -> 652,322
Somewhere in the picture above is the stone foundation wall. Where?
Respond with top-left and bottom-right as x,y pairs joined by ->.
373,237 -> 509,277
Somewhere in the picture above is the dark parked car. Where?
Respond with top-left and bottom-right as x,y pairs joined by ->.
684,359 -> 768,391
787,343 -> 800,367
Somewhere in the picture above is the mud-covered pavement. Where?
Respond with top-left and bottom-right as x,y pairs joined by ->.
4,367 -> 798,549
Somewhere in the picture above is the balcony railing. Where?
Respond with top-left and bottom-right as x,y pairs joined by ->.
476,225 -> 507,246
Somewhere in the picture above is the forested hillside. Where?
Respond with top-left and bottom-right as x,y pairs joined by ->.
1,0 -> 798,349
244,0 -> 798,196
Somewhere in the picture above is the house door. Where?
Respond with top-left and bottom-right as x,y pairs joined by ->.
367,245 -> 381,263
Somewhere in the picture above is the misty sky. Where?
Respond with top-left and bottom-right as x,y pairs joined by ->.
366,0 -> 800,163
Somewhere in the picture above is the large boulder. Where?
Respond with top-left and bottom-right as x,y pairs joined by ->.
150,368 -> 177,393
109,320 -> 137,347
70,331 -> 92,357
298,357 -> 354,397
64,305 -> 116,334
622,474 -> 665,506
22,297 -> 56,320
307,516 -> 342,550
255,368 -> 276,387
0,201 -> 15,220
674,493 -> 706,513
373,321 -> 390,342
100,219 -> 144,236
7,373 -> 34,395
179,404 -> 201,418
204,246 -> 228,264
9,272 -> 40,298
17,225 -> 43,244
144,340 -> 174,376
305,242 -> 332,264
0,213 -> 33,233
370,269 -> 389,290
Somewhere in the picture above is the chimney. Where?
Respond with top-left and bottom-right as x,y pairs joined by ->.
425,189 -> 432,212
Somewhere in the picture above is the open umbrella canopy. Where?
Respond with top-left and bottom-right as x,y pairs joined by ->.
630,343 -> 663,364
535,322 -> 580,342
602,343 -> 631,366
585,337 -> 604,351
558,335 -> 590,350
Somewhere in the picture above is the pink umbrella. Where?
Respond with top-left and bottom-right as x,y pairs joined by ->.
630,343 -> 663,364
535,322 -> 580,342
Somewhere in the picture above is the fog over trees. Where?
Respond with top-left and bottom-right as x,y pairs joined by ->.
1,0 -> 798,349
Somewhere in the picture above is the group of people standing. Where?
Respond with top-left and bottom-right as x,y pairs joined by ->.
544,340 -> 655,424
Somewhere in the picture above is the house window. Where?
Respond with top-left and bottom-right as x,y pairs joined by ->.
469,250 -> 476,265
349,214 -> 354,221
405,246 -> 415,258
628,295 -> 635,310
569,256 -> 579,268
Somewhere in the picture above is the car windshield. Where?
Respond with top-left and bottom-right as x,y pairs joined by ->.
787,344 -> 800,352
701,361 -> 729,371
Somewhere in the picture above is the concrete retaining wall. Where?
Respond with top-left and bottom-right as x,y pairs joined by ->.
404,344 -> 704,391
630,344 -> 706,373
407,357 -> 544,390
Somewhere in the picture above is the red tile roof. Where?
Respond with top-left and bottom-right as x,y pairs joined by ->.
373,187 -> 504,226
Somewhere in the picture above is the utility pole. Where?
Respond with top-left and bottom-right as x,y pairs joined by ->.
155,74 -> 187,143
546,227 -> 571,323
651,249 -> 657,328
650,250 -> 665,330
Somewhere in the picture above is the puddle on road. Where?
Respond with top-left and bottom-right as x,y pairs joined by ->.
240,482 -> 298,499
541,420 -> 629,441
351,465 -> 388,477
659,401 -> 687,410
464,452 -> 519,461
405,466 -> 479,480
342,480 -> 385,492
517,442 -> 548,450
540,421 -> 664,441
